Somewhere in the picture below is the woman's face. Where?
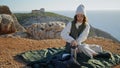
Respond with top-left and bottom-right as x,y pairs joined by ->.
76,13 -> 84,22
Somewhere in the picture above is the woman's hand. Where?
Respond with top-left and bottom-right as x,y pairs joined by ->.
71,40 -> 78,46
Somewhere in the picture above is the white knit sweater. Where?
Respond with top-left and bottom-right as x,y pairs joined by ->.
61,22 -> 90,45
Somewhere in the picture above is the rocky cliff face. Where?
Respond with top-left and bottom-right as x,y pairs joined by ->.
23,16 -> 69,26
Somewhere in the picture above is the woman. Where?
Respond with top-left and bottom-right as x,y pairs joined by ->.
61,4 -> 111,58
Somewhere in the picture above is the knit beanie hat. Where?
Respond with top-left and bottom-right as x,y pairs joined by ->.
76,4 -> 86,15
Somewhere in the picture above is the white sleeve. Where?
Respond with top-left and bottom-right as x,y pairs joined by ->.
76,23 -> 90,45
61,22 -> 75,43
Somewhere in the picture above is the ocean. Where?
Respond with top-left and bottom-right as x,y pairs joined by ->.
53,10 -> 120,41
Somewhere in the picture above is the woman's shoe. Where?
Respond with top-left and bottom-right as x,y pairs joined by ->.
94,52 -> 111,58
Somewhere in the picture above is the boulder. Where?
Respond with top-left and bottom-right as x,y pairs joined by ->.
12,15 -> 26,32
26,21 -> 65,39
0,14 -> 16,34
0,5 -> 26,35
0,5 -> 12,15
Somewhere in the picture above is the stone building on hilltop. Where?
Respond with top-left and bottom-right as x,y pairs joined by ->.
32,8 -> 45,14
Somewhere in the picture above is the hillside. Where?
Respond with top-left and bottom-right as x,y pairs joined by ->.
14,12 -> 119,42
14,12 -> 72,26
89,26 -> 119,42
0,37 -> 120,68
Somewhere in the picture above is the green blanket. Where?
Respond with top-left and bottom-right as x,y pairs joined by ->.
18,47 -> 120,68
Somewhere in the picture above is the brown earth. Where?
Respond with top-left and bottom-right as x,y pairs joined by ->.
0,37 -> 120,68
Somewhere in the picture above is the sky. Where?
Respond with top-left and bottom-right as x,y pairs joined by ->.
0,0 -> 120,12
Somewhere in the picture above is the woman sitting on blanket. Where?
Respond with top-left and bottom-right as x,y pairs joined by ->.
61,4 -> 111,59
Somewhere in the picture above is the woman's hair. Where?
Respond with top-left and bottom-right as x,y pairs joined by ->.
73,15 -> 88,25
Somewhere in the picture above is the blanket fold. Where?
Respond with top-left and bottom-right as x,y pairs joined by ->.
18,47 -> 120,68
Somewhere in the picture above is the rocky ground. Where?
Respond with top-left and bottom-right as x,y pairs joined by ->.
0,37 -> 120,68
